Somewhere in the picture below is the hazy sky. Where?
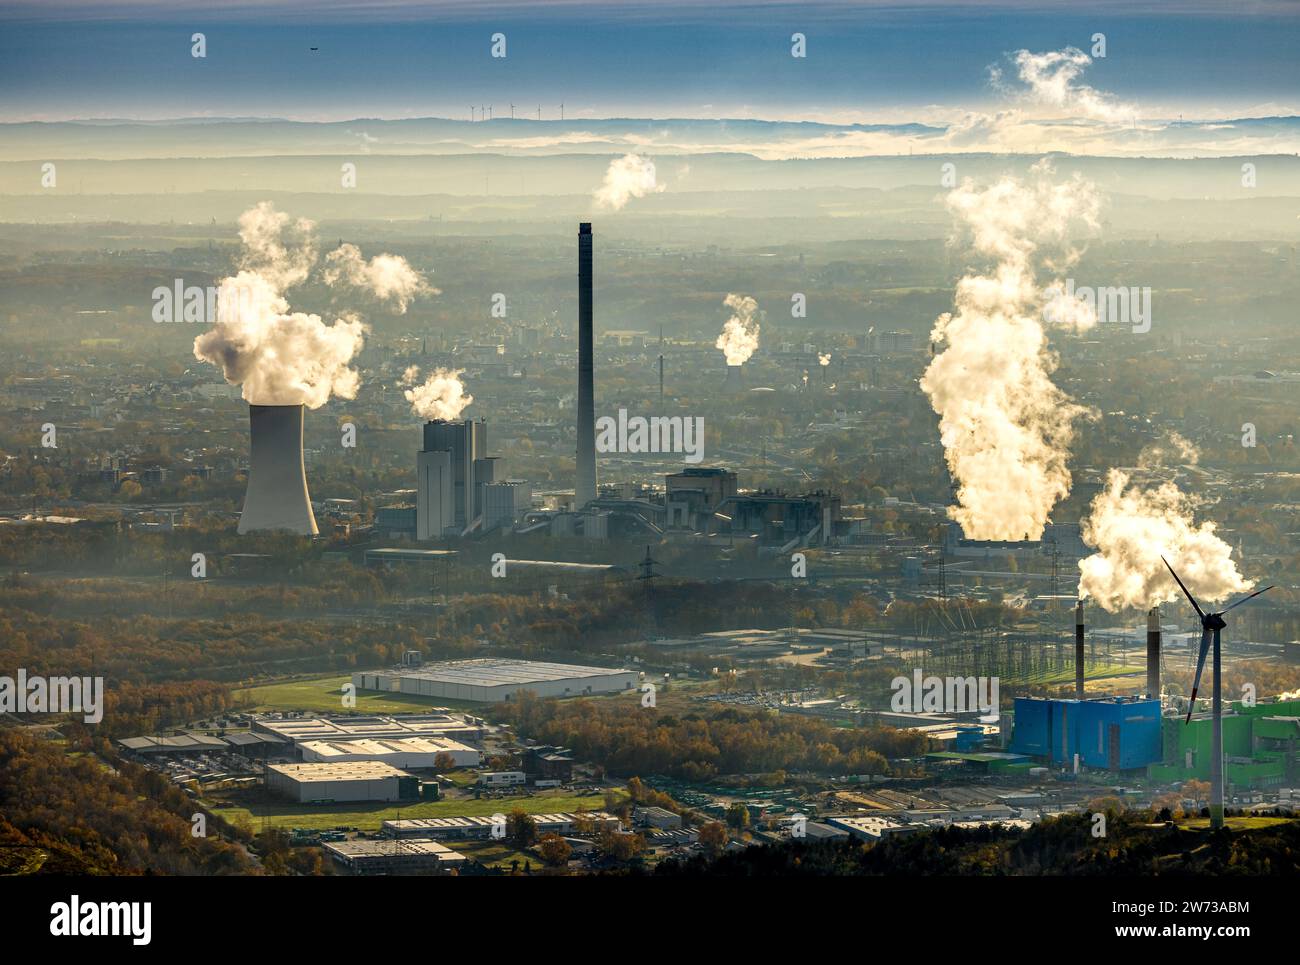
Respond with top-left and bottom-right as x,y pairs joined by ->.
0,1 -> 1296,122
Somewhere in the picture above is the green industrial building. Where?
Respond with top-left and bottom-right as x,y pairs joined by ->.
1148,698 -> 1300,790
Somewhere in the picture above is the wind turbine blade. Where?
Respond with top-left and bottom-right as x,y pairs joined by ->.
1185,627 -> 1213,723
1161,556 -> 1205,619
1221,585 -> 1274,614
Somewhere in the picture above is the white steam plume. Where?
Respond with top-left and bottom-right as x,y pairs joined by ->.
1079,469 -> 1252,612
716,293 -> 761,366
1138,430 -> 1200,469
323,243 -> 434,313
403,366 -> 474,422
593,154 -> 664,211
1003,47 -> 1136,123
818,352 -> 832,366
919,164 -> 1100,540
194,202 -> 430,409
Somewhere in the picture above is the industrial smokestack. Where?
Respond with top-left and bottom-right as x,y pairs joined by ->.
238,404 -> 318,535
1074,600 -> 1085,700
724,362 -> 743,389
1146,605 -> 1161,699
576,223 -> 597,508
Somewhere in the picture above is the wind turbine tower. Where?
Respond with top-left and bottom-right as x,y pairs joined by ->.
1162,557 -> 1273,830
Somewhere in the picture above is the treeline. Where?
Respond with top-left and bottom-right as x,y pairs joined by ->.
496,692 -> 928,781
647,812 -> 1300,876
0,607 -> 419,686
0,730 -> 258,875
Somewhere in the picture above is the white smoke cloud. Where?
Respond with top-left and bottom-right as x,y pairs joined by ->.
1001,47 -> 1136,124
716,293 -> 761,366
1138,430 -> 1200,469
194,202 -> 430,409
323,243 -> 434,314
403,366 -> 474,422
1079,469 -> 1252,612
593,153 -> 664,211
235,201 -> 316,289
919,164 -> 1101,540
818,352 -> 832,366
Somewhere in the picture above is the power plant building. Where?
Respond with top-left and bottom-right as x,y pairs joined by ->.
354,658 -> 639,703
417,418 -> 486,537
1009,696 -> 1162,770
1148,698 -> 1300,789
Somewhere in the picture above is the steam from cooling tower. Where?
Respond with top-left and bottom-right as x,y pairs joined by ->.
919,164 -> 1100,540
716,293 -> 761,366
594,154 -> 664,211
1078,468 -> 1252,612
193,202 -> 430,409
402,365 -> 473,422
1137,431 -> 1199,468
324,244 -> 434,312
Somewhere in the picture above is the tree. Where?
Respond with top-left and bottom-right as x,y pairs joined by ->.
699,821 -> 728,854
433,752 -> 457,773
537,832 -> 572,867
725,803 -> 751,830
507,808 -> 539,849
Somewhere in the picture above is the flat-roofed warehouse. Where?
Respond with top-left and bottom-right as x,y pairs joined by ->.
266,761 -> 419,803
299,736 -> 481,768
325,838 -> 466,875
355,658 -> 640,703
383,811 -> 622,840
249,712 -> 484,746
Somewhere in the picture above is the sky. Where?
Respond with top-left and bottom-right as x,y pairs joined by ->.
0,1 -> 1297,124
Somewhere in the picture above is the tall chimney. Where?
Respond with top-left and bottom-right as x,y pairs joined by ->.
1146,605 -> 1161,699
1074,600 -> 1085,700
576,222 -> 597,508
238,404 -> 318,536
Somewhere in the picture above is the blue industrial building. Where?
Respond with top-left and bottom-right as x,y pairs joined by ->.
1009,696 -> 1162,771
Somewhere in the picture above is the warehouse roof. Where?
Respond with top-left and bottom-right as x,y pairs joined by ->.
299,736 -> 477,760
268,761 -> 412,782
380,658 -> 635,687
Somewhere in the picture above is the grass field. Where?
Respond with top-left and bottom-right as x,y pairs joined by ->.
232,674 -> 486,715
202,789 -> 622,833
1177,815 -> 1295,831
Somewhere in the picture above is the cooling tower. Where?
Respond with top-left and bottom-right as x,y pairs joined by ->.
576,222 -> 597,508
238,404 -> 318,536
724,362 -> 743,389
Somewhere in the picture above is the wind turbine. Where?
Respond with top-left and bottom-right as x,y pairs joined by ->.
1161,556 -> 1273,830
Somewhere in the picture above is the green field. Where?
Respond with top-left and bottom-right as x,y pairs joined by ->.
1177,815 -> 1295,831
233,674 -> 487,714
203,789 -> 621,833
